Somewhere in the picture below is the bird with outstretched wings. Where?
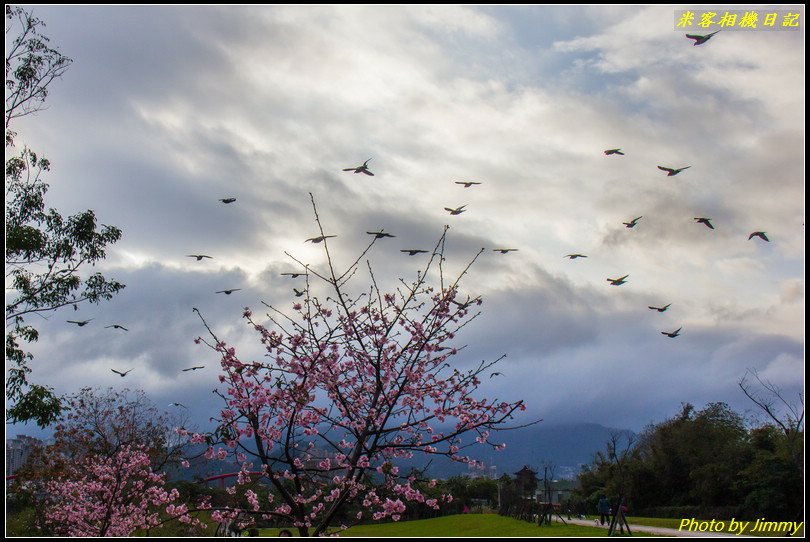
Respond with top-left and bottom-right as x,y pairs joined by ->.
694,218 -> 714,229
67,319 -> 93,326
343,158 -> 374,176
685,31 -> 720,46
444,205 -> 467,215
658,165 -> 691,176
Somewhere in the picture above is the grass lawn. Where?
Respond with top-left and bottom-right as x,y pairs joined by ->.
262,513 -> 620,537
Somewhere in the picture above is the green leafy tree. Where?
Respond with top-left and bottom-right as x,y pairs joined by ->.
5,5 -> 124,427
576,402 -> 805,519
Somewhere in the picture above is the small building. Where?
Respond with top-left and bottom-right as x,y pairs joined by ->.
6,435 -> 43,477
513,465 -> 539,497
534,479 -> 577,505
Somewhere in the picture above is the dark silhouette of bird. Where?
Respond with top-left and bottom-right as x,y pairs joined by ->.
748,231 -> 769,242
306,235 -> 337,243
105,324 -> 129,331
490,372 -> 503,378
493,248 -> 518,254
686,30 -> 720,46
444,205 -> 467,215
401,249 -> 429,256
169,402 -> 187,408
623,216 -> 642,228
187,254 -> 213,261
658,165 -> 691,176
219,197 -> 237,204
343,158 -> 374,176
216,289 -> 242,295
661,327 -> 682,338
367,230 -> 396,239
182,366 -> 205,372
455,181 -> 482,187
565,254 -> 588,259
281,272 -> 306,278
648,304 -> 671,313
694,217 -> 714,229
607,275 -> 629,286
604,149 -> 625,156
293,288 -> 305,297
111,368 -> 133,377
67,319 -> 93,326
451,296 -> 480,309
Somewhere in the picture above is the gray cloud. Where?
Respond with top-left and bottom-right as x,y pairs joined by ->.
8,6 -> 803,440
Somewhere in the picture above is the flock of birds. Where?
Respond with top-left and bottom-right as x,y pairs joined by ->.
598,143 -> 770,339
62,29 -> 775,399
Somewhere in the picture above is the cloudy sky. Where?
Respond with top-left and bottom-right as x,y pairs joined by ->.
7,6 -> 804,444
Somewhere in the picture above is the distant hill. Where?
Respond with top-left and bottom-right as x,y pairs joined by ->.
169,423 -> 634,483
397,422 -> 635,480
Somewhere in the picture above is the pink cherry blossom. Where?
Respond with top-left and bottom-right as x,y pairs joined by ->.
43,445 -> 201,537
191,201 -> 527,537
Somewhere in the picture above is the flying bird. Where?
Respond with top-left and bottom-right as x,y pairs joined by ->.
607,275 -> 629,286
293,288 -> 306,297
104,324 -> 129,331
401,249 -> 429,256
565,254 -> 588,259
662,327 -> 682,338
492,248 -> 518,254
694,217 -> 714,229
685,30 -> 720,46
281,272 -> 306,278
623,216 -> 643,228
604,149 -> 625,156
648,304 -> 671,313
219,197 -> 237,204
182,366 -> 205,372
67,319 -> 93,326
490,372 -> 503,378
215,289 -> 242,295
306,235 -> 337,243
451,296 -> 480,309
342,158 -> 374,176
455,181 -> 482,188
187,254 -> 213,261
111,368 -> 133,377
367,230 -> 396,239
169,402 -> 187,409
444,205 -> 467,215
658,165 -> 691,176
748,231 -> 769,242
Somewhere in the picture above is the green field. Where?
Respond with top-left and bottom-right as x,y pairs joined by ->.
263,514 -> 618,537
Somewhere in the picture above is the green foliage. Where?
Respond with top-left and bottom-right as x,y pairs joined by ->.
5,5 -> 73,127
575,402 -> 804,521
5,5 -> 124,427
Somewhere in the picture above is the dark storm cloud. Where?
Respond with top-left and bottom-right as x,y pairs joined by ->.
6,6 -> 802,440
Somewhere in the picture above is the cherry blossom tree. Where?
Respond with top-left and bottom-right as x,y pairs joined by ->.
13,387 -> 195,536
42,444 -> 200,537
52,386 -> 188,469
191,194 -> 529,536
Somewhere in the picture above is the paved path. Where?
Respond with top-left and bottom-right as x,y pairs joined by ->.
559,517 -> 739,537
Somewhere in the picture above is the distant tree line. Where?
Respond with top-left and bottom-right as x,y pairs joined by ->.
574,402 -> 803,521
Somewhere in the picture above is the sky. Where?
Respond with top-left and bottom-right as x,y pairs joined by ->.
6,6 -> 805,447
